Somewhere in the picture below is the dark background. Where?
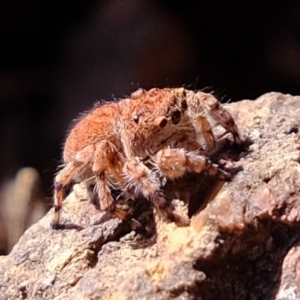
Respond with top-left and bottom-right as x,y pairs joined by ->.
1,0 -> 300,199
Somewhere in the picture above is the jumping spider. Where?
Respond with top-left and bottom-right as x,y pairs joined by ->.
51,88 -> 242,229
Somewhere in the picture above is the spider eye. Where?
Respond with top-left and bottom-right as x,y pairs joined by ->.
133,115 -> 139,123
159,118 -> 168,127
154,116 -> 168,128
171,110 -> 181,124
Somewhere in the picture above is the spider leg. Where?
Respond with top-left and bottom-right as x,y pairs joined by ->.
200,93 -> 242,144
156,148 -> 229,180
122,157 -> 189,225
193,114 -> 217,152
92,141 -> 129,219
51,145 -> 94,229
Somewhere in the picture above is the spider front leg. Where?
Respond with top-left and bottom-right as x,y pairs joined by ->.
122,157 -> 189,225
201,93 -> 242,145
192,114 -> 217,153
156,148 -> 230,180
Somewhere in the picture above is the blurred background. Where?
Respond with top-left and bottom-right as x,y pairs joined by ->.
1,0 -> 300,254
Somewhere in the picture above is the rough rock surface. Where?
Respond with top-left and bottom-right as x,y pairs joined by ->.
1,92 -> 300,300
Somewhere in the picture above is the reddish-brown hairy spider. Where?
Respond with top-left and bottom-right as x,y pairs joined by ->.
51,88 -> 242,229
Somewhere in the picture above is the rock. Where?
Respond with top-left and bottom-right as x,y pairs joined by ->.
1,92 -> 300,300
0,168 -> 46,253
